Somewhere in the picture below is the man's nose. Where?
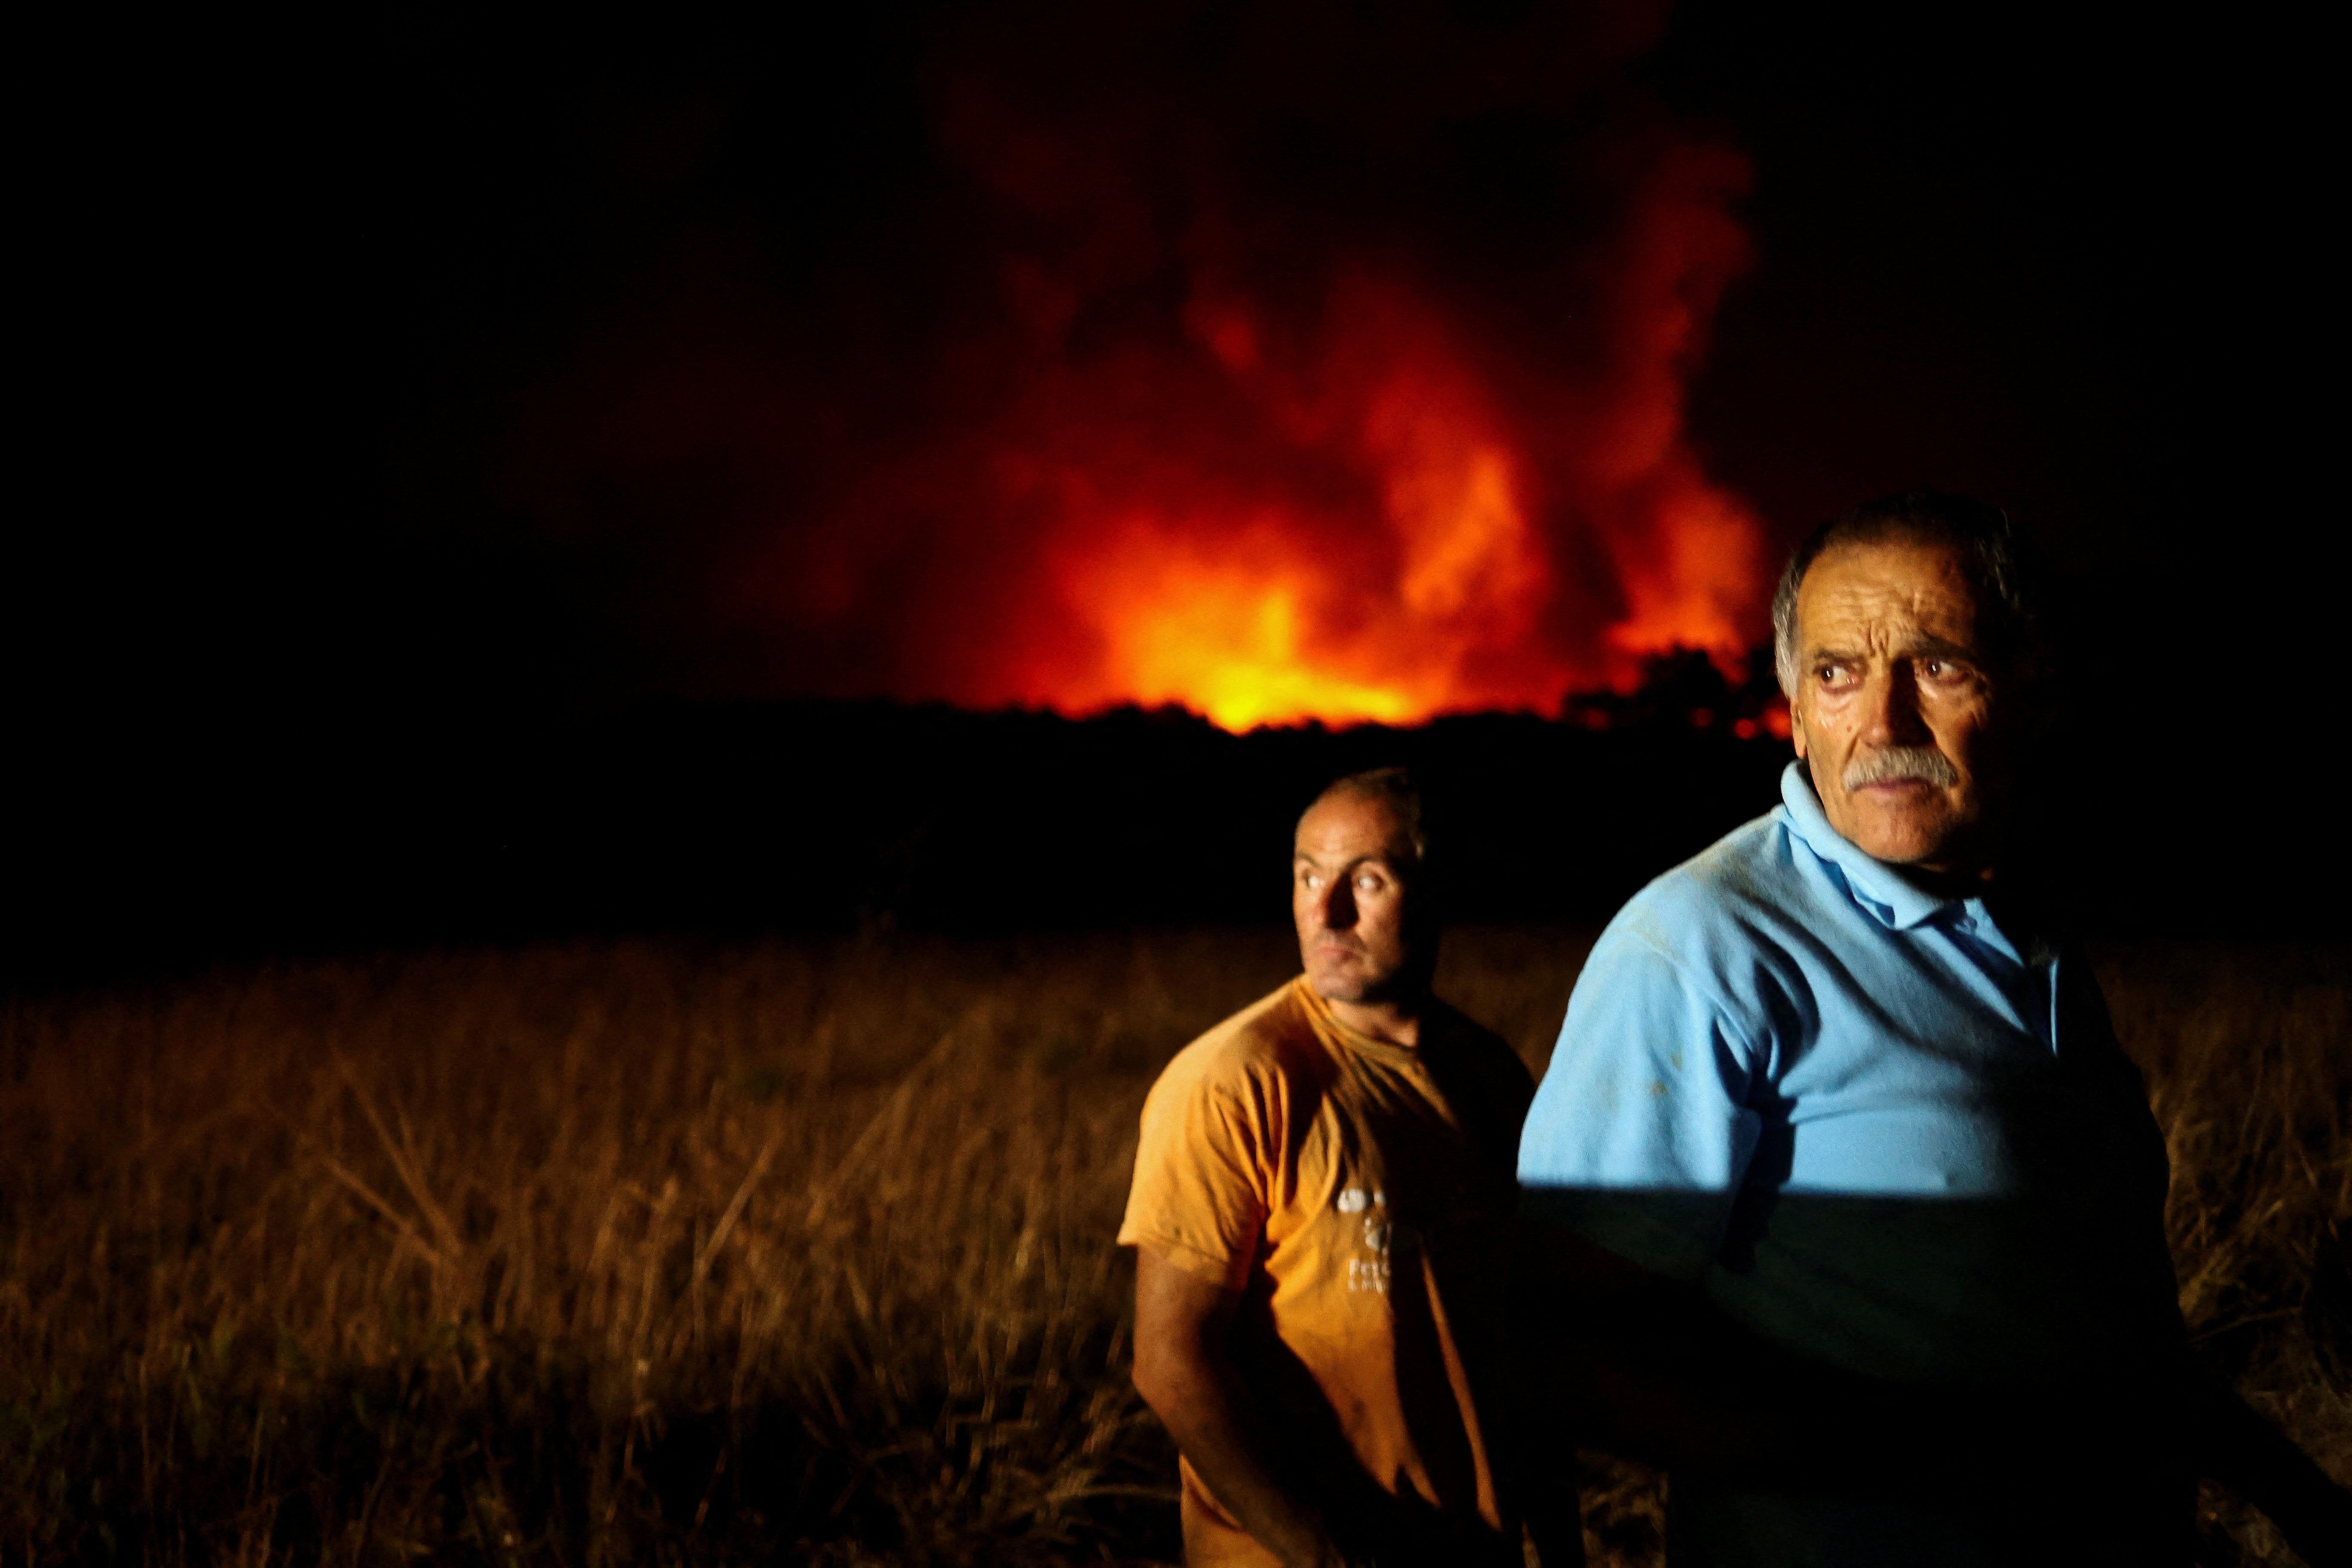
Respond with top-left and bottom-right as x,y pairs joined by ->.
1320,878 -> 1359,929
1858,665 -> 1931,744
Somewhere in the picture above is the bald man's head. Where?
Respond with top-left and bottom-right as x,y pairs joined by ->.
1292,769 -> 1436,1006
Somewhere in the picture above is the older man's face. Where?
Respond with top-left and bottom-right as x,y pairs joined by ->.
1790,536 -> 2008,875
1293,793 -> 1426,1004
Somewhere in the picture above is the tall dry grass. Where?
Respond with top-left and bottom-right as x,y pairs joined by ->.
2101,943 -> 2352,1565
0,930 -> 2342,1565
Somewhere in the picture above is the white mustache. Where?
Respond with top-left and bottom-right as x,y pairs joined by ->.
1843,746 -> 1959,791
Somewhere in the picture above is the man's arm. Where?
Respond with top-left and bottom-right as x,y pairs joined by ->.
1520,1222 -> 1827,1477
1520,1222 -> 2030,1492
1131,1246 -> 1360,1568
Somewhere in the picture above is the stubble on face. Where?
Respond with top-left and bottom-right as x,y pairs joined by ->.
1789,538 -> 2004,876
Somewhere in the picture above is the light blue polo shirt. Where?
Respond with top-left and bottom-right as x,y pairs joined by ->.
1521,761 -> 2180,1374
1518,763 -> 2185,1558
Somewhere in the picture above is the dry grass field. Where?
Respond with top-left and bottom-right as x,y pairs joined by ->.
2,928 -> 2344,1565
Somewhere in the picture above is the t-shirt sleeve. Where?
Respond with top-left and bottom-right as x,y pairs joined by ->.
1516,925 -> 1764,1280
1117,1049 -> 1271,1291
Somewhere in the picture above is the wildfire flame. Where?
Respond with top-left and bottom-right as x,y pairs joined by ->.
1017,279 -> 1566,730
970,242 -> 1763,731
513,2 -> 1770,731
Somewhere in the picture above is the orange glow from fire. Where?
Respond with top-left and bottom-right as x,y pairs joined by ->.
1027,291 -> 1581,729
983,259 -> 1763,730
514,7 -> 1770,729
1060,436 -> 1537,732
1083,551 -> 1428,731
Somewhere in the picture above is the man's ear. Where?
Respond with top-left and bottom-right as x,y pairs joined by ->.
1788,702 -> 1810,760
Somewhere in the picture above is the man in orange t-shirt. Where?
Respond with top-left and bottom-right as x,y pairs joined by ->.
1121,769 -> 1570,1567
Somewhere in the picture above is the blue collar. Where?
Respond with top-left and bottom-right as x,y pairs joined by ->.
1777,762 -> 1964,932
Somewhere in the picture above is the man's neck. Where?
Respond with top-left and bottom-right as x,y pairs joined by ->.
1897,858 -> 1998,902
1324,992 -> 1426,1049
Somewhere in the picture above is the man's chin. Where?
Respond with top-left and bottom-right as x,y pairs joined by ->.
1844,803 -> 1967,867
1308,965 -> 1387,1005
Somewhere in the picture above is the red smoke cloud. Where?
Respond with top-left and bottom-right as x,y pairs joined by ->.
514,1 -> 1763,730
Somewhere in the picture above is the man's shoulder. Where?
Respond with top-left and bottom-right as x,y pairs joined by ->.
1430,1001 -> 1515,1053
1148,979 -> 1323,1101
1610,807 -> 1810,955
1426,1001 -> 1532,1084
1569,806 -> 1832,1029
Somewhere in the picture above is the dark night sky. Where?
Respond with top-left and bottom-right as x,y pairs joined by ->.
19,3 -> 2331,711
8,3 -> 2341,964
1660,7 -> 2331,579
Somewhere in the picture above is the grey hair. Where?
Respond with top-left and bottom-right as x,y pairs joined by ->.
1770,490 -> 2046,698
1302,767 -> 1429,868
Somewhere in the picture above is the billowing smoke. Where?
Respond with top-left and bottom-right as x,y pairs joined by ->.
511,0 -> 1761,729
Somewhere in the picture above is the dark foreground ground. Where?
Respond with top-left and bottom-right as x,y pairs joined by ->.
3,928 -> 2344,1565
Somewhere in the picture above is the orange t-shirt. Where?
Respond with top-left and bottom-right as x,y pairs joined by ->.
1119,977 -> 1534,1567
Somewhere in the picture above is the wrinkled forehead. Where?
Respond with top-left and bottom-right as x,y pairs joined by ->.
1293,792 -> 1413,864
1797,536 -> 1988,647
